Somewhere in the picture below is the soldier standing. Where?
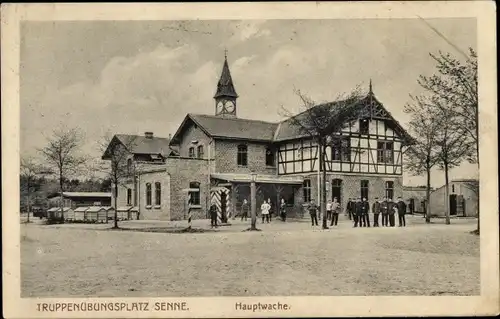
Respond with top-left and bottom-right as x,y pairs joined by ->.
372,197 -> 381,227
346,198 -> 353,220
354,197 -> 362,227
388,198 -> 396,227
397,196 -> 407,227
330,197 -> 340,226
209,202 -> 218,228
381,197 -> 389,227
241,199 -> 249,221
280,198 -> 287,222
361,197 -> 370,227
308,199 -> 319,226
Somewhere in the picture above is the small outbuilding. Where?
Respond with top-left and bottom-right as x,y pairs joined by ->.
47,207 -> 74,220
116,206 -> 139,220
74,206 -> 89,221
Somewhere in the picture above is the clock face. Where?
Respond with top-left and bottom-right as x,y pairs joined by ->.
216,101 -> 224,113
225,100 -> 236,113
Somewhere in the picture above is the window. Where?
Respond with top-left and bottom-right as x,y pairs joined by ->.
360,180 -> 369,200
127,158 -> 132,175
237,144 -> 248,166
359,119 -> 369,134
331,137 -> 351,161
127,188 -> 132,205
189,182 -> 200,205
303,179 -> 312,202
332,179 -> 342,202
146,183 -> 152,206
385,181 -> 394,200
197,145 -> 204,159
155,182 -> 161,206
377,141 -> 394,164
188,147 -> 195,158
265,147 -> 275,166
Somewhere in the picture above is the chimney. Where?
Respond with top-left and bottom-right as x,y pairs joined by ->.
168,134 -> 172,140
145,132 -> 154,139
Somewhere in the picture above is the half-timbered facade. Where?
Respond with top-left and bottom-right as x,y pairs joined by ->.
104,54 -> 412,221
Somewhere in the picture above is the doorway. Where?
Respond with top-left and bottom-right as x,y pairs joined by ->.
449,194 -> 457,215
331,179 -> 342,203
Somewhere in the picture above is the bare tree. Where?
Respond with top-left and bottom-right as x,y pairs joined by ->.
404,95 -> 442,223
418,48 -> 479,230
433,104 -> 474,225
39,128 -> 86,222
283,87 -> 365,229
99,133 -> 138,229
20,156 -> 42,223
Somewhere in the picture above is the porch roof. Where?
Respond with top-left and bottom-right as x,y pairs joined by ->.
211,173 -> 304,185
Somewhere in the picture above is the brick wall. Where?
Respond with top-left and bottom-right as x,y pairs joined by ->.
177,121 -> 212,159
165,157 -> 211,220
214,140 -> 276,175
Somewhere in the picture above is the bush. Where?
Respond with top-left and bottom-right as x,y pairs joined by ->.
45,217 -> 65,225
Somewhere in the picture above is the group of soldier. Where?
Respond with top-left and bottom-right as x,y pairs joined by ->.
306,196 -> 408,228
345,197 -> 408,227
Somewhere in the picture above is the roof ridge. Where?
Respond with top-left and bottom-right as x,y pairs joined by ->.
190,113 -> 279,125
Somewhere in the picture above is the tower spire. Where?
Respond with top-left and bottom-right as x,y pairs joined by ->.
369,78 -> 373,94
214,51 -> 238,99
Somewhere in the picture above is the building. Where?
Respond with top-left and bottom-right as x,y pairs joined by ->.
103,54 -> 412,220
47,192 -> 112,209
403,186 -> 433,214
429,179 -> 478,217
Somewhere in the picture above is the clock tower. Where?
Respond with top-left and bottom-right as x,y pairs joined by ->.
214,51 -> 238,117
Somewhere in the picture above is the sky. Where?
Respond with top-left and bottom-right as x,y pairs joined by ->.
20,18 -> 478,187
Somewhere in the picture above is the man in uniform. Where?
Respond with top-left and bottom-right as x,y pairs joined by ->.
381,197 -> 389,227
388,198 -> 396,227
308,199 -> 319,226
397,196 -> 407,227
372,197 -> 381,227
241,199 -> 249,221
354,197 -> 363,227
361,197 -> 370,227
209,202 -> 218,228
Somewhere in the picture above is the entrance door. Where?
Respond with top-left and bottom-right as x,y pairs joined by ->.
449,194 -> 457,215
220,192 -> 227,222
409,199 -> 415,214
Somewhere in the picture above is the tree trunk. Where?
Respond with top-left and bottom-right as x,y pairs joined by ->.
113,182 -> 119,229
321,144 -> 329,229
27,180 -> 31,223
425,161 -> 431,223
59,176 -> 65,223
476,144 -> 480,234
444,161 -> 450,225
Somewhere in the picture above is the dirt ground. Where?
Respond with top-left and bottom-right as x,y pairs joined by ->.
20,215 -> 479,297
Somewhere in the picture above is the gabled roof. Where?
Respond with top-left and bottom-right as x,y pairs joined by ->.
102,134 -> 179,160
214,56 -> 238,99
170,114 -> 279,143
115,134 -> 173,155
274,92 -> 413,143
